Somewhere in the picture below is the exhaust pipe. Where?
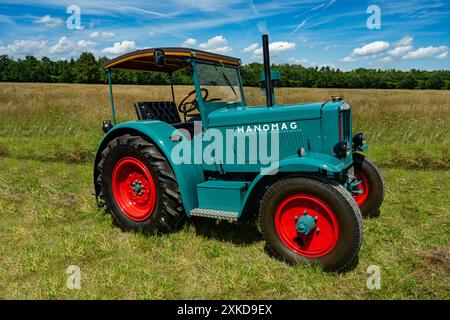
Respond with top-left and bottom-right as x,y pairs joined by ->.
262,34 -> 273,107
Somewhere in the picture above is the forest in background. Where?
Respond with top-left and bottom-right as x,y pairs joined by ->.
1,52 -> 449,89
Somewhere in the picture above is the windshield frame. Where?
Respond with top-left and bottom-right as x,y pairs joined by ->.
194,60 -> 246,106
191,59 -> 246,129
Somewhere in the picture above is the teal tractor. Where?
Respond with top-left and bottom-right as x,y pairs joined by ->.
94,35 -> 384,272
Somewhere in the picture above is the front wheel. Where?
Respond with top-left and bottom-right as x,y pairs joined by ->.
352,153 -> 385,218
258,177 -> 363,272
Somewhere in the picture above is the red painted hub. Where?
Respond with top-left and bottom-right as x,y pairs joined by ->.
274,194 -> 339,258
353,170 -> 369,206
112,157 -> 156,221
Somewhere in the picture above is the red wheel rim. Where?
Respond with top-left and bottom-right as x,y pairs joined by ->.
353,170 -> 369,206
274,194 -> 339,258
112,157 -> 156,221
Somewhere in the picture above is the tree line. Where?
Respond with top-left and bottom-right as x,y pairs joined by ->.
1,52 -> 449,90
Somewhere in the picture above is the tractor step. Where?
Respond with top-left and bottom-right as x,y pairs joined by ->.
195,180 -> 248,213
189,208 -> 239,221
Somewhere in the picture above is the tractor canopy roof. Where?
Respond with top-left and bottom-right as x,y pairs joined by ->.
103,47 -> 241,73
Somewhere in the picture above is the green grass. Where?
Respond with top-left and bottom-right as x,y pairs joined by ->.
0,83 -> 449,299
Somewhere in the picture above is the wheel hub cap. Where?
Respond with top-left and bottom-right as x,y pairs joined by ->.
296,211 -> 317,236
132,181 -> 142,194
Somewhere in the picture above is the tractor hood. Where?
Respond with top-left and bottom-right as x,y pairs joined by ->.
207,102 -> 325,127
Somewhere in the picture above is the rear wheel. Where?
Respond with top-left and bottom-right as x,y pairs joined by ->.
96,134 -> 184,233
258,177 -> 363,272
352,153 -> 385,217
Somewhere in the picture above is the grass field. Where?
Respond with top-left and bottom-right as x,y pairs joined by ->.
0,82 -> 449,299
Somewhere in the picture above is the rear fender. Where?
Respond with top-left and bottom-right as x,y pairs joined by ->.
93,120 -> 204,213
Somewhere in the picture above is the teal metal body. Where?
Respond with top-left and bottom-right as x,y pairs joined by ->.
94,58 -> 358,217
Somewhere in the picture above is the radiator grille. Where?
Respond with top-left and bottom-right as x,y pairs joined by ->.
341,109 -> 351,141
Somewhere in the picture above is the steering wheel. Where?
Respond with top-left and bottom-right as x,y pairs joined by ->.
178,88 -> 208,120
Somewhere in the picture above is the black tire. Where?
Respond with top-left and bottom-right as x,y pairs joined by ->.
258,177 -> 363,272
353,153 -> 385,218
96,134 -> 184,233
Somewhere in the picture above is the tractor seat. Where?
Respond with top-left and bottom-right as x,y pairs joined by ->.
134,101 -> 181,124
134,101 -> 199,137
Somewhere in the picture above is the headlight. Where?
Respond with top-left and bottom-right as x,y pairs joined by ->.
333,141 -> 350,159
353,132 -> 365,147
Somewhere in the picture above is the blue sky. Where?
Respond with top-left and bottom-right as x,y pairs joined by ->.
0,0 -> 449,70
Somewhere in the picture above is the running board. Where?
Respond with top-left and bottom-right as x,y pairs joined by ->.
189,208 -> 238,221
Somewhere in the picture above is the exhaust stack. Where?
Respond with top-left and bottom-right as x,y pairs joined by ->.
262,34 -> 273,107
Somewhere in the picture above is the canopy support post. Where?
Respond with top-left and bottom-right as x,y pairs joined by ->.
169,73 -> 176,105
107,69 -> 117,125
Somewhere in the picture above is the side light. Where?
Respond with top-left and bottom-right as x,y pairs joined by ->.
102,120 -> 114,134
353,132 -> 365,147
333,141 -> 350,159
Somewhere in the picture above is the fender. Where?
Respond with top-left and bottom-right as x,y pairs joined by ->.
238,152 -> 350,217
93,120 -> 204,213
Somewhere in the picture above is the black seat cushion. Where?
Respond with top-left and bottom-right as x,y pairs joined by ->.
134,101 -> 181,124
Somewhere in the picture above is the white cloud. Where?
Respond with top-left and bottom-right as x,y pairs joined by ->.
209,46 -> 232,54
198,35 -> 226,49
385,36 -> 413,58
78,40 -> 97,47
379,56 -> 393,63
352,41 -> 389,57
297,36 -> 314,49
253,41 -> 296,56
33,15 -> 63,28
436,51 -> 448,60
198,35 -> 232,54
325,44 -> 343,51
341,56 -> 355,62
50,37 -> 97,54
243,43 -> 258,53
402,45 -> 448,60
319,63 -> 336,69
90,31 -> 115,39
378,36 -> 448,62
387,45 -> 413,58
288,57 -> 308,65
181,38 -> 197,47
101,40 -> 136,55
395,36 -> 413,47
50,37 -> 74,54
342,40 -> 389,62
0,37 -> 99,59
0,39 -> 48,57
148,31 -> 156,37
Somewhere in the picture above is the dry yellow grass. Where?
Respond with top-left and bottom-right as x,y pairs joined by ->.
0,82 -> 448,167
1,82 -> 449,132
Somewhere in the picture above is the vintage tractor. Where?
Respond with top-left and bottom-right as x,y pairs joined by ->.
93,35 -> 384,272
